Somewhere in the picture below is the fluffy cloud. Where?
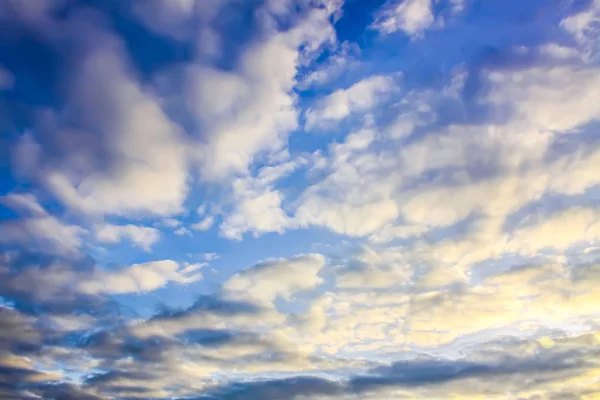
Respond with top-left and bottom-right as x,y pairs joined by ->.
187,2 -> 340,179
0,193 -> 86,255
404,263 -> 600,347
294,128 -> 401,236
224,254 -> 325,303
78,260 -> 203,295
2,0 -> 600,399
561,0 -> 600,51
0,193 -> 46,216
0,217 -> 85,256
191,215 -> 214,231
305,76 -> 396,128
0,257 -> 203,301
20,19 -> 190,217
485,66 -> 600,133
371,0 -> 434,36
160,218 -> 181,228
507,207 -> 600,257
297,42 -> 360,89
224,60 -> 600,241
95,224 -> 161,251
334,245 -> 411,289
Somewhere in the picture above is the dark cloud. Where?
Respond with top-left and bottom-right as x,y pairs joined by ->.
0,251 -> 136,319
198,347 -> 596,400
0,306 -> 41,354
1,294 -> 599,400
153,294 -> 263,319
196,376 -> 344,400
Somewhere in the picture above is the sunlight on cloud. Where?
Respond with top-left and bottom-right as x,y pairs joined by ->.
1,0 -> 600,398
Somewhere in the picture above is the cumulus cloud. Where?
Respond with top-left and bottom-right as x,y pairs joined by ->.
0,193 -> 48,217
0,217 -> 85,256
187,2 -> 340,179
191,215 -> 214,231
18,18 -> 190,217
219,160 -> 302,239
305,76 -> 395,129
561,0 -> 600,52
334,245 -> 411,289
371,0 -> 434,36
2,0 -> 600,398
404,263 -> 600,347
95,224 -> 161,251
78,260 -> 203,295
297,42 -> 360,89
160,218 -> 181,228
224,254 -> 325,303
293,129 -> 401,236
0,258 -> 203,301
0,193 -> 86,255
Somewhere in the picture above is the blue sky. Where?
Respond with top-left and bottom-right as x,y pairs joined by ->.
1,0 -> 600,398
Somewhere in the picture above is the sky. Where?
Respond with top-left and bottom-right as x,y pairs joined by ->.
0,0 -> 600,398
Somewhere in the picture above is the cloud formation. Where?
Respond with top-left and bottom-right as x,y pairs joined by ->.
371,0 -> 434,36
1,0 -> 599,398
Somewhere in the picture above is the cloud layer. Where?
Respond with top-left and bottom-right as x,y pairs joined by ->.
0,0 -> 599,398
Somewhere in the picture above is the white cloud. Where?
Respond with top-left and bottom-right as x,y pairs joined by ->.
296,198 -> 399,236
404,262 -> 600,347
368,223 -> 429,243
0,193 -> 85,255
210,59 -> 600,245
223,254 -> 325,303
78,260 -> 203,295
95,224 -> 161,251
202,252 -> 219,261
297,42 -> 360,89
2,259 -> 203,299
538,43 -> 585,60
335,245 -> 412,289
174,227 -> 192,236
220,190 -> 290,240
371,0 -> 434,36
293,129 -> 400,236
485,66 -> 600,133
4,5 -> 600,397
188,4 -> 340,179
191,215 -> 214,231
398,143 -> 600,233
560,0 -> 600,52
37,23 -> 189,217
305,75 -> 395,129
161,218 -> 181,228
0,193 -> 46,217
219,160 -> 301,239
507,207 -> 600,256
0,217 -> 85,256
